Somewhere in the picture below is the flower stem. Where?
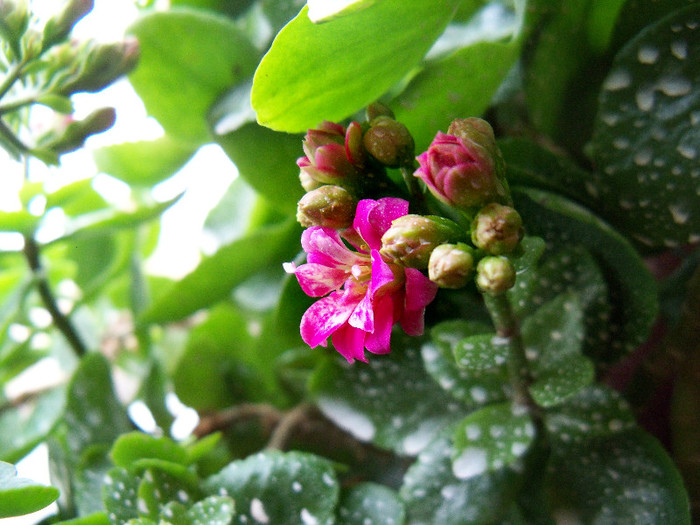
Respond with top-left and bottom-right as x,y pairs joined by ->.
482,293 -> 533,408
400,164 -> 426,213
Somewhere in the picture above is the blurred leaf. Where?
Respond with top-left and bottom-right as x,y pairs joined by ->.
202,176 -> 258,247
53,513 -> 111,525
45,178 -> 109,217
213,122 -> 304,211
137,466 -> 203,520
160,495 -> 235,525
452,403 -> 536,479
94,136 -> 197,187
0,461 -> 59,518
103,467 -> 141,523
529,354 -> 594,408
170,0 -> 255,18
252,0 -> 461,132
260,0 -> 306,32
400,431 -> 522,524
311,332 -> 470,456
454,333 -> 508,371
73,445 -> 113,516
141,218 -> 301,323
136,362 -> 175,434
203,450 -> 339,525
423,320 -> 511,408
337,483 -> 405,524
589,4 -> 700,248
0,210 -> 38,234
513,187 -> 658,363
111,433 -> 188,469
128,8 -> 259,142
610,0 -> 697,51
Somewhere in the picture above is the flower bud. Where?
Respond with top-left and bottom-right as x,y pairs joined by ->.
428,242 -> 474,289
414,118 -> 508,211
42,0 -> 94,49
0,0 -> 29,52
363,116 -> 415,168
365,101 -> 395,122
296,185 -> 356,229
471,203 -> 523,255
58,37 -> 140,94
380,214 -> 463,269
298,120 -> 364,192
37,107 -> 116,155
475,256 -> 516,295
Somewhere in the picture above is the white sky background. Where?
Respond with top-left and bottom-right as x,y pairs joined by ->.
2,1 -> 239,523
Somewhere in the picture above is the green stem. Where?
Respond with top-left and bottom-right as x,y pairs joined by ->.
400,164 -> 426,213
0,117 -> 30,155
483,293 -> 534,408
23,235 -> 88,358
0,95 -> 37,115
0,59 -> 26,100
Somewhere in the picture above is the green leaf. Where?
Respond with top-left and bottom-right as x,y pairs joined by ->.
94,136 -> 197,187
63,353 -> 131,457
137,467 -> 203,520
0,461 -> 59,518
513,187 -> 658,362
161,495 -> 235,525
337,483 -> 405,525
213,122 -> 304,210
74,445 -> 113,516
111,433 -> 188,469
141,218 -> 301,323
589,4 -> 700,248
53,512 -> 111,525
203,450 -> 339,525
0,210 -> 38,234
423,321 -> 511,408
252,1 -> 460,132
522,292 -> 584,362
452,402 -> 536,479
453,333 -> 509,371
399,431 -> 523,525
103,467 -> 141,523
45,178 -> 109,217
545,429 -> 691,524
529,354 -> 594,408
127,8 -> 259,142
311,332 -> 470,456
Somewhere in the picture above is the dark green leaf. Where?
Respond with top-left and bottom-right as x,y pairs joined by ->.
103,467 -> 140,523
74,445 -> 113,516
141,218 -> 301,323
589,4 -> 700,248
111,433 -> 188,469
252,0 -> 460,132
128,8 -> 259,142
400,432 -> 522,525
203,450 -> 339,525
137,467 -> 202,520
337,483 -> 405,525
423,320 -> 511,408
452,402 -> 536,479
213,122 -> 304,211
529,354 -> 594,408
0,461 -> 59,518
161,495 -> 235,525
311,332 -> 470,456
94,136 -> 197,187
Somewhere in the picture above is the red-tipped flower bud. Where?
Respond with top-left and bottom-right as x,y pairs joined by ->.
297,185 -> 356,229
471,203 -> 523,255
414,118 -> 508,211
363,116 -> 415,168
428,242 -> 475,289
380,214 -> 463,269
476,256 -> 516,295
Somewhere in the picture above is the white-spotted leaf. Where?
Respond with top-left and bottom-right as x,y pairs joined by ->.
337,483 -> 405,525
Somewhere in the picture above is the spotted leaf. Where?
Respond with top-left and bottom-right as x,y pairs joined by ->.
337,483 -> 405,525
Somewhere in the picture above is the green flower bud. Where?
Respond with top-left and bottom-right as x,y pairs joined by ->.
476,256 -> 516,295
380,214 -> 463,269
428,242 -> 474,289
363,116 -> 415,168
36,107 -> 115,155
58,37 -> 140,95
471,203 -> 523,255
297,185 -> 356,229
365,101 -> 395,122
42,0 -> 94,49
0,0 -> 29,55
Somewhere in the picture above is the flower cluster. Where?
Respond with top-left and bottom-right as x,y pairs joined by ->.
287,111 -> 524,361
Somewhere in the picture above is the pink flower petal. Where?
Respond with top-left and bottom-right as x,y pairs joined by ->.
354,198 -> 409,250
332,323 -> 367,362
400,308 -> 425,336
364,295 -> 395,354
294,263 -> 348,297
369,250 -> 398,298
349,291 -> 374,332
300,292 -> 355,348
302,227 -> 364,267
404,267 -> 438,311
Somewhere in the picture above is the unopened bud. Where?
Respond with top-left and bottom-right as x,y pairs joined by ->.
380,214 -> 463,269
363,116 -> 415,168
428,242 -> 474,289
0,0 -> 29,50
471,203 -> 523,255
43,0 -> 94,49
365,101 -> 395,122
476,256 -> 516,295
297,185 -> 356,229
59,37 -> 140,94
38,107 -> 115,154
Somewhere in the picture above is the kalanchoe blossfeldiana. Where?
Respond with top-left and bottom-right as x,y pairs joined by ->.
363,116 -> 415,168
284,198 -> 438,362
297,120 -> 366,192
471,202 -> 524,255
296,185 -> 356,229
428,242 -> 475,289
476,256 -> 516,295
414,118 -> 509,211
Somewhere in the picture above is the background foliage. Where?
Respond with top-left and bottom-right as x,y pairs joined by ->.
1,0 -> 699,523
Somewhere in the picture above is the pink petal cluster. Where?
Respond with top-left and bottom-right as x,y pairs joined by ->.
285,198 -> 437,362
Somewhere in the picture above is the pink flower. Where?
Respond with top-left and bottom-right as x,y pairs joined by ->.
284,198 -> 438,362
414,119 -> 507,209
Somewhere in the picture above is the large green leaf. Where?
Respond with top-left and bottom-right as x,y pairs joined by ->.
0,461 -> 59,518
94,136 -> 197,187
127,8 -> 259,142
337,483 -> 405,525
140,218 -> 301,323
251,1 -> 461,132
311,332 -> 470,456
203,451 -> 339,525
589,4 -> 700,248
